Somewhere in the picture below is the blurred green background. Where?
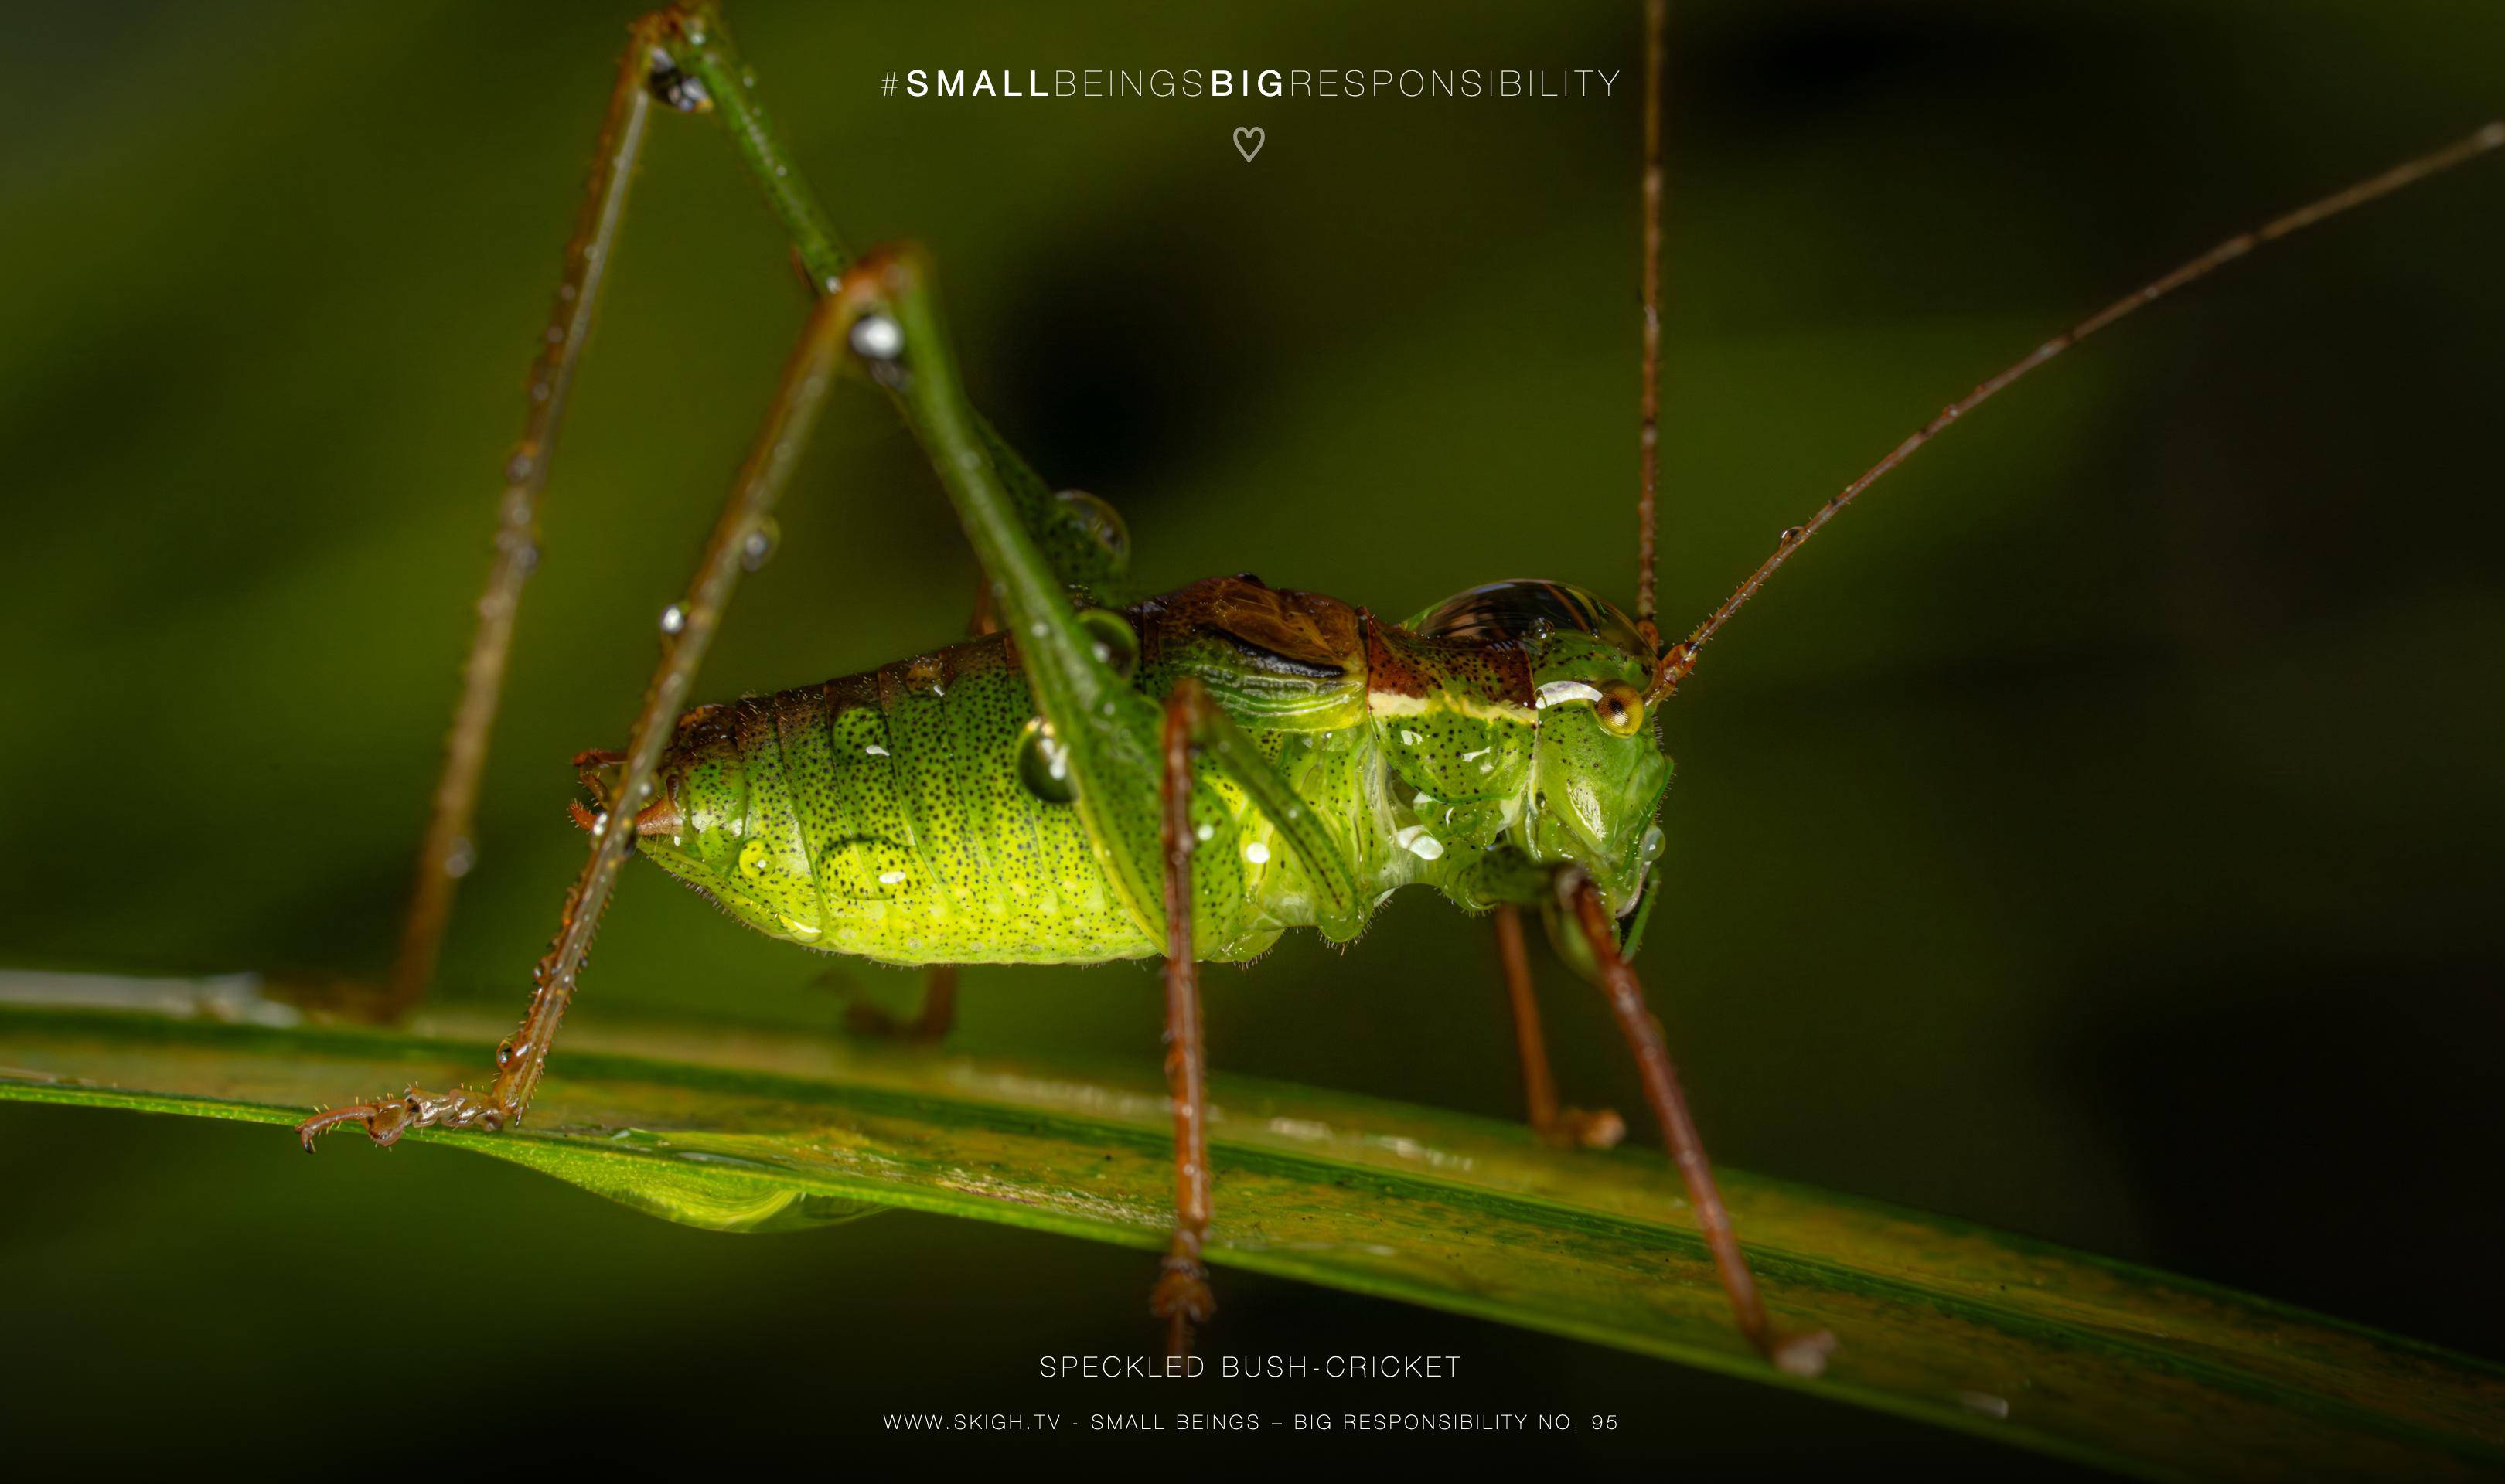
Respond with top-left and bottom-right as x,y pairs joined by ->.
2,0 -> 2499,1472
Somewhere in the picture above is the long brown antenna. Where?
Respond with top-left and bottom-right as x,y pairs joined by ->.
1651,119 -> 2505,701
1634,0 -> 1668,645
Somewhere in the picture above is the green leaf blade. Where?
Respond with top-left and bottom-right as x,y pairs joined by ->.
1,994 -> 2496,1480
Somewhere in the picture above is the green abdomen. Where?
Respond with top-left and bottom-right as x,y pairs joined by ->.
636,626 -> 1389,966
638,638 -> 1150,965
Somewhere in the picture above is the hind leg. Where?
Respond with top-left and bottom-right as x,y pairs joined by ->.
381,3 -> 1128,1019
845,966 -> 959,1043
298,290 -> 857,1149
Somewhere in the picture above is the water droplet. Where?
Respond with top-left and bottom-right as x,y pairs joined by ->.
1016,717 -> 1075,804
1396,825 -> 1446,862
877,870 -> 908,887
1641,823 -> 1667,866
494,1037 -> 517,1069
1777,526 -> 1804,546
1078,608 -> 1139,681
442,836 -> 477,879
1243,840 -> 1270,865
740,516 -> 780,571
1053,489 -> 1130,564
1195,822 -> 1215,842
1399,729 -> 1423,747
645,52 -> 711,111
863,743 -> 890,757
848,313 -> 904,362
1958,1391 -> 2010,1421
659,603 -> 687,635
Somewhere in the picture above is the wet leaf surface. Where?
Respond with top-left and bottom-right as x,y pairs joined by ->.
1,983 -> 2496,1481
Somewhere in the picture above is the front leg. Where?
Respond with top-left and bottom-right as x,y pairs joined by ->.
1563,871 -> 1835,1377
1491,904 -> 1625,1150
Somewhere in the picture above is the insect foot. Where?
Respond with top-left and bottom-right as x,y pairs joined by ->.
1772,1329 -> 1839,1379
295,1080 -> 514,1151
1545,1106 -> 1628,1150
1150,1234 -> 1217,1360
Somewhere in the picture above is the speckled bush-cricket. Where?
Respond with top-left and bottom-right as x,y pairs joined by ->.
292,1 -> 2500,1371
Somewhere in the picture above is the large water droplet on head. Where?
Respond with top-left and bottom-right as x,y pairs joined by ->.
1641,822 -> 1667,866
1015,717 -> 1075,804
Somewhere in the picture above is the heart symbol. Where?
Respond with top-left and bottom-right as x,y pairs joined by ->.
1233,126 -> 1264,162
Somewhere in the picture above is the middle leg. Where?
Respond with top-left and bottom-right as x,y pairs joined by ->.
1152,682 -> 1218,1359
1491,904 -> 1625,1150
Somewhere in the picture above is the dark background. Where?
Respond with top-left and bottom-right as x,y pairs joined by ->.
2,0 -> 2499,1473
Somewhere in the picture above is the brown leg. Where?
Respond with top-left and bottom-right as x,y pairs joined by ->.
381,11 -> 685,1020
297,276 -> 861,1151
844,965 -> 958,1042
1565,871 -> 1834,1377
1492,904 -> 1625,1150
1149,682 -> 1218,1358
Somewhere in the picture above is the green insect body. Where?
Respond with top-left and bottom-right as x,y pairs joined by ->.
605,575 -> 1672,966
287,3 -> 2502,1380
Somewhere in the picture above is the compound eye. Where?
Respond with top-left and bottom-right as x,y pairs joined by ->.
1595,681 -> 1645,737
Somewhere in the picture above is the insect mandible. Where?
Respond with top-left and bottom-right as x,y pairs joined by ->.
293,0 -> 2503,1373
